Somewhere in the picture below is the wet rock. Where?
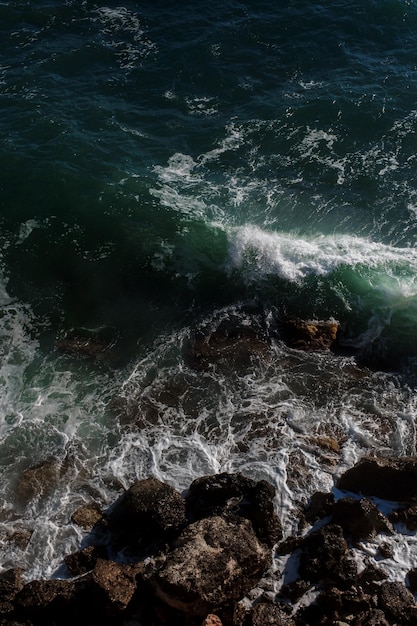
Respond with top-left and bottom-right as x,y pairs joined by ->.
16,457 -> 65,501
377,541 -> 394,559
0,569 -> 24,618
337,456 -> 417,502
331,497 -> 394,542
307,585 -> 373,625
278,318 -> 339,351
407,567 -> 417,593
90,559 -> 144,612
54,327 -> 121,366
64,545 -> 107,577
250,602 -> 296,625
186,472 -> 282,547
298,524 -> 357,586
1,527 -> 33,550
356,609 -> 390,626
389,503 -> 417,531
14,579 -> 76,621
185,318 -> 270,372
303,491 -> 335,524
70,503 -> 102,530
279,579 -> 311,603
378,581 -> 417,625
151,516 -> 271,616
107,477 -> 187,551
275,535 -> 303,555
357,563 -> 388,591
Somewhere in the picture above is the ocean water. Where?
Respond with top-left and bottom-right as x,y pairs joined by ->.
1,0 -> 417,582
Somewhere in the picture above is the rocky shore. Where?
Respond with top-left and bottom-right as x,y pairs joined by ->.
3,457 -> 417,625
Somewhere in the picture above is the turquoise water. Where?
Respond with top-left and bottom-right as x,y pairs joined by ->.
1,0 -> 417,579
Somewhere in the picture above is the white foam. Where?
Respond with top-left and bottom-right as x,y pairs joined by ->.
93,6 -> 156,69
16,219 -> 40,245
225,223 -> 417,283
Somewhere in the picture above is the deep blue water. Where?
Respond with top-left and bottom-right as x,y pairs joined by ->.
2,0 -> 417,579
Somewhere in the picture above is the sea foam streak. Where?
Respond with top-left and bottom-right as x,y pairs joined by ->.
226,224 -> 417,283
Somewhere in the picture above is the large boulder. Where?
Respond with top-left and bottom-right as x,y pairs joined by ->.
13,579 -> 77,623
151,516 -> 271,616
186,472 -> 282,547
106,477 -> 187,551
337,456 -> 417,502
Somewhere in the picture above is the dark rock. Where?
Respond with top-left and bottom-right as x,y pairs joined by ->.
14,579 -> 76,622
357,563 -> 388,591
71,503 -> 102,530
279,579 -> 310,602
278,318 -> 339,351
377,542 -> 394,559
389,503 -> 417,531
378,580 -> 417,624
250,602 -> 296,625
0,527 -> 33,551
275,535 -> 303,555
107,477 -> 187,551
90,559 -> 144,612
64,545 -> 107,577
298,524 -> 357,587
185,318 -> 270,372
331,497 -> 394,542
0,569 -> 24,617
16,458 -> 65,502
151,516 -> 271,616
186,472 -> 282,547
355,609 -> 390,626
407,567 -> 417,593
322,586 -> 371,620
54,327 -> 121,366
303,491 -> 335,524
337,456 -> 417,502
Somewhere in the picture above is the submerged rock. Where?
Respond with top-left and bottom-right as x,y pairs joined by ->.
54,327 -> 122,367
278,317 -> 339,351
151,516 -> 271,616
70,503 -> 102,530
16,457 -> 67,502
337,456 -> 417,502
185,317 -> 270,372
